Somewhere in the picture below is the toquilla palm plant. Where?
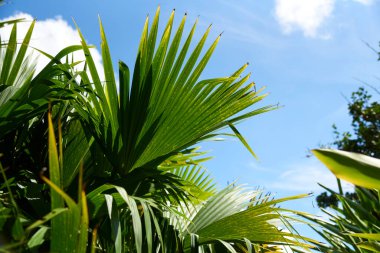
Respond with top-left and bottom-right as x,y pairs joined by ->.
74,7 -> 272,177
0,8 -> 315,252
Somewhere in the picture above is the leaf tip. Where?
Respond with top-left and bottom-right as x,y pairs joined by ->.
156,5 -> 161,15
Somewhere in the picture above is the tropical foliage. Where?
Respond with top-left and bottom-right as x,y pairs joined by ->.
316,87 -> 380,208
313,149 -> 380,189
307,149 -> 380,252
308,63 -> 380,252
0,8 -> 314,253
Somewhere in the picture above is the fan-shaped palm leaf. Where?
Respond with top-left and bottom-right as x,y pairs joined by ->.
163,184 -> 316,252
74,7 -> 274,178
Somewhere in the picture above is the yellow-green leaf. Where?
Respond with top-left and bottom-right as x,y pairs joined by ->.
349,233 -> 380,241
312,149 -> 380,189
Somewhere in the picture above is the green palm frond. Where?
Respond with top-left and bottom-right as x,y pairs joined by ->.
162,184 -> 315,252
167,165 -> 216,202
159,147 -> 211,169
74,7 -> 274,177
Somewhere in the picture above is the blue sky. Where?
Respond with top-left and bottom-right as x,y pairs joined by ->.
1,0 -> 379,226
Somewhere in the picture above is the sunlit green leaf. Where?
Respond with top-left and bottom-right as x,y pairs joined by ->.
312,149 -> 380,189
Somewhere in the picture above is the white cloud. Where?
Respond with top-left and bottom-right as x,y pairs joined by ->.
267,158 -> 354,193
247,161 -> 273,172
275,0 -> 334,38
352,0 -> 374,5
0,12 -> 102,77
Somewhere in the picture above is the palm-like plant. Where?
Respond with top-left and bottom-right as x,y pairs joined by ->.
305,184 -> 380,253
304,149 -> 380,252
73,8 -> 315,251
74,7 -> 272,177
0,9 -> 315,253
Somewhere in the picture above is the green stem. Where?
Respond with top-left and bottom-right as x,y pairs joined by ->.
0,161 -> 19,214
337,178 -> 343,195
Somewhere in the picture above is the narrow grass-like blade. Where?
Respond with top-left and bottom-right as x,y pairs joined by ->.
99,17 -> 118,128
228,122 -> 258,160
7,20 -> 35,86
26,208 -> 67,231
349,233 -> 380,240
0,22 -> 17,84
48,111 -> 63,208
